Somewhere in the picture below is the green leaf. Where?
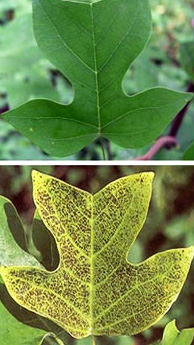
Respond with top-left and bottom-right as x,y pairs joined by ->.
179,40 -> 194,81
0,171 -> 194,339
3,0 -> 193,157
183,142 -> 194,160
155,320 -> 194,345
0,292 -> 47,345
161,320 -> 179,345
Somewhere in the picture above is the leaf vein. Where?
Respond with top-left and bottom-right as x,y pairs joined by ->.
37,0 -> 95,73
98,8 -> 141,73
94,263 -> 176,322
15,275 -> 90,321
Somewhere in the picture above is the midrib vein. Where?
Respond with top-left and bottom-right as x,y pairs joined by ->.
90,195 -> 94,333
90,4 -> 101,135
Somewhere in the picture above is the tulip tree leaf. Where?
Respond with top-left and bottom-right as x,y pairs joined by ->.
2,0 -> 193,157
0,171 -> 194,340
153,320 -> 194,345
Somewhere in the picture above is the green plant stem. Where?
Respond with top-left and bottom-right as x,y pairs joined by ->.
44,334 -> 64,345
92,335 -> 96,345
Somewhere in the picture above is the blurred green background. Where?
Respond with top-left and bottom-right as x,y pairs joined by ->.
0,165 -> 194,344
0,0 -> 194,160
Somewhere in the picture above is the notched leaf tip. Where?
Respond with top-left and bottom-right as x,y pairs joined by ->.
32,170 -> 52,189
32,169 -> 44,181
143,171 -> 155,180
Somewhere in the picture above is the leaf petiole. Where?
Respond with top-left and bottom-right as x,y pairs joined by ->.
92,335 -> 96,345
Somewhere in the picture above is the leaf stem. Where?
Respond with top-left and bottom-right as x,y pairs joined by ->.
135,136 -> 178,160
42,333 -> 64,345
92,335 -> 96,345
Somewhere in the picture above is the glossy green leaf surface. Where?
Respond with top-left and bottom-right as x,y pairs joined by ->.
3,0 -> 193,157
0,171 -> 194,339
183,142 -> 194,160
154,320 -> 194,345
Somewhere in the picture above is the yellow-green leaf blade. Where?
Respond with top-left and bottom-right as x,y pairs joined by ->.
93,248 -> 194,335
0,265 -> 91,338
0,171 -> 194,340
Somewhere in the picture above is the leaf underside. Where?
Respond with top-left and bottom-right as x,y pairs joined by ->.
3,0 -> 193,156
0,171 -> 193,339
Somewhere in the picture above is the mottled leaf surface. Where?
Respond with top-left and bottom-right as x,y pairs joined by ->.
3,0 -> 193,156
0,198 -> 50,344
0,171 -> 194,339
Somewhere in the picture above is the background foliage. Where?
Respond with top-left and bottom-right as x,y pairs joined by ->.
0,0 -> 194,160
0,165 -> 194,344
